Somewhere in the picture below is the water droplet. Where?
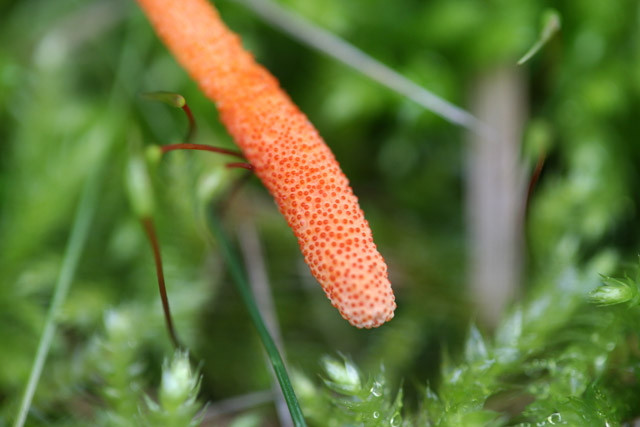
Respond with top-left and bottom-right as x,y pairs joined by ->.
449,368 -> 463,383
370,381 -> 382,397
373,411 -> 380,419
390,414 -> 401,426
594,355 -> 607,371
547,413 -> 562,424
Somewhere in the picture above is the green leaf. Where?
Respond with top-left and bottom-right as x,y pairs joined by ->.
517,9 -> 561,65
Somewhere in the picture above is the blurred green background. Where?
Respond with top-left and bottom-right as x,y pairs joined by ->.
1,0 -> 639,425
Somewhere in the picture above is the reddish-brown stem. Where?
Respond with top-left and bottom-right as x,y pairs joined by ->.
226,162 -> 254,171
161,143 -> 245,159
526,151 -> 546,213
160,144 -> 254,216
182,103 -> 197,142
141,217 -> 181,349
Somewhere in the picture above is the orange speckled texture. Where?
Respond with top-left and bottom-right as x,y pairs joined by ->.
137,0 -> 395,328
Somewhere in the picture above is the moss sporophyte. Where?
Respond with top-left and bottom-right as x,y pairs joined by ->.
136,0 -> 396,328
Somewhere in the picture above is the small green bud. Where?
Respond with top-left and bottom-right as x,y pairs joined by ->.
322,356 -> 361,394
141,351 -> 203,426
523,119 -> 554,158
589,277 -> 638,306
145,145 -> 163,167
140,91 -> 186,108
159,351 -> 199,411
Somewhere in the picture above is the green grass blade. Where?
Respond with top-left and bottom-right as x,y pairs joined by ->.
232,0 -> 493,140
517,9 -> 561,65
13,167 -> 102,427
206,210 -> 307,427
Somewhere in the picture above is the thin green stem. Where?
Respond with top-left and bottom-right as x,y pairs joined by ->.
14,168 -> 101,427
206,210 -> 307,427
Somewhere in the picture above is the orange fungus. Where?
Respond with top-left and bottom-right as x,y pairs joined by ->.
136,0 -> 395,328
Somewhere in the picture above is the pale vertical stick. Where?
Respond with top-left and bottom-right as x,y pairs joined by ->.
467,66 -> 528,328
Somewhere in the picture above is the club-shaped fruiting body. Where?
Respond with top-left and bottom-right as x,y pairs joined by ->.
137,0 -> 395,328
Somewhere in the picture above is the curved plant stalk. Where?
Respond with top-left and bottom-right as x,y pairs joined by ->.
206,209 -> 307,427
14,167 -> 102,427
140,91 -> 197,142
141,217 -> 182,349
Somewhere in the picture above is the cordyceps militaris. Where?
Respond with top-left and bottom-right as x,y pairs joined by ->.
136,0 -> 396,328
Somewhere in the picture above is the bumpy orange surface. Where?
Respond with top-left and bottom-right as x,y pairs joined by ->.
137,0 -> 395,328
